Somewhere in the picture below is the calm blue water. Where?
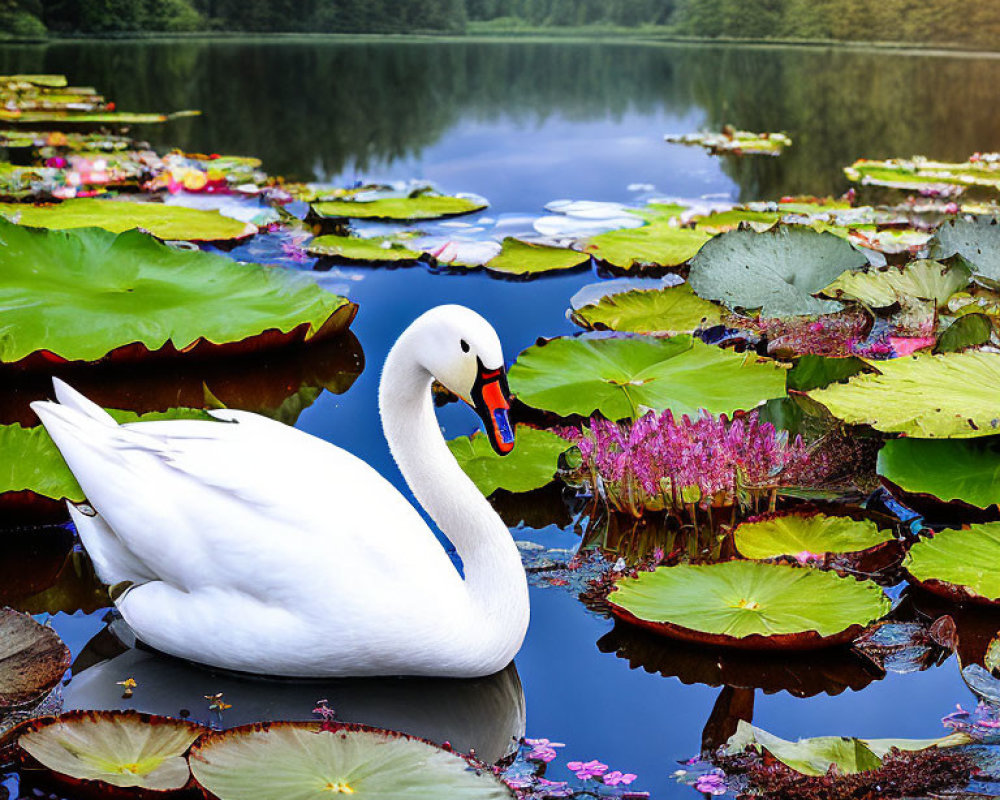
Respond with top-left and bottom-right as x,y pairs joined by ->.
2,36 -> 996,798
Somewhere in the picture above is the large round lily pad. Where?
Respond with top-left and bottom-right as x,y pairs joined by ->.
688,225 -> 867,317
0,607 -> 70,709
570,284 -> 725,334
508,335 -> 787,420
0,220 -> 355,367
807,351 -> 1000,438
581,220 -> 711,272
306,235 -> 421,263
733,513 -> 893,561
311,195 -> 486,222
0,199 -> 255,242
878,437 -> 1000,509
484,237 -> 590,276
904,524 -> 1000,604
932,217 -> 1000,286
188,721 -> 513,800
18,710 -> 206,792
607,561 -> 891,649
447,426 -> 569,495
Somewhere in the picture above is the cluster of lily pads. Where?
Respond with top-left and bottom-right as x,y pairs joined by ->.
665,126 -> 792,157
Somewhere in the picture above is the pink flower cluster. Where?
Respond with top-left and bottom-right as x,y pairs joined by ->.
561,409 -> 817,515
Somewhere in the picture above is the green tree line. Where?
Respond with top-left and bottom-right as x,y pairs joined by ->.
1,0 -> 999,47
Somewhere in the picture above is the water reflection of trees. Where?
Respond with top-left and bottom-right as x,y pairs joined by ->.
1,40 -> 1000,197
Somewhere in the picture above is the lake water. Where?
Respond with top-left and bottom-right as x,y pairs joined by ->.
3,36 -> 1000,798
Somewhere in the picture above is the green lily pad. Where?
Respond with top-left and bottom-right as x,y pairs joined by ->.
0,75 -> 68,88
18,710 -> 206,791
508,335 -> 787,420
608,561 -> 890,648
726,720 -> 966,777
581,220 -> 711,272
665,129 -> 792,156
786,355 -> 866,392
878,437 -> 1000,509
569,284 -> 724,334
0,607 -> 71,709
447,426 -> 569,495
688,225 -> 867,317
733,512 -> 893,561
0,220 -> 355,366
904,524 -> 1000,603
188,721 -> 513,800
306,234 -> 421,263
931,217 -> 1000,286
0,110 -> 197,125
821,259 -> 972,310
312,194 -> 486,222
484,237 -> 589,276
807,351 -> 1000,438
846,156 -> 1000,193
935,313 -> 993,354
0,198 -> 256,242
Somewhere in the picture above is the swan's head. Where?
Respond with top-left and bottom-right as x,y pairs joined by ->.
412,305 -> 515,456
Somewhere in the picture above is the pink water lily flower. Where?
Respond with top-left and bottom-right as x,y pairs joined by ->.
525,737 -> 565,763
603,770 -> 637,786
793,550 -> 821,564
695,771 -> 726,795
567,759 -> 608,780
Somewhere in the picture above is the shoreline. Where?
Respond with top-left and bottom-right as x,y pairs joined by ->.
1,29 -> 999,59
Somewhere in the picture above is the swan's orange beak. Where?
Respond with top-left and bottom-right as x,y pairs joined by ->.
470,359 -> 515,456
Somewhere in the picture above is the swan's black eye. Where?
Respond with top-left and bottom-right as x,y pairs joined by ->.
460,339 -> 470,353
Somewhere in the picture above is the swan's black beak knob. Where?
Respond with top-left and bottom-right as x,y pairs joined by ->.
471,359 -> 515,456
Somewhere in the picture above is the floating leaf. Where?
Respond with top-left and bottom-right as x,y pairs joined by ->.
312,194 -> 486,221
0,110 -> 196,125
0,607 -> 70,709
846,155 -> 1000,193
569,284 -> 724,334
665,129 -> 792,156
821,259 -> 971,310
986,635 -> 1000,675
935,313 -> 993,354
786,355 -> 866,392
0,198 -> 255,242
508,335 -> 787,420
904,524 -> 1000,603
607,561 -> 890,648
0,75 -> 68,88
726,720 -> 965,777
447,426 -> 569,496
0,220 -> 354,366
733,513 -> 893,561
688,226 -> 867,317
18,710 -> 206,791
807,351 -> 1000,438
484,237 -> 589,276
581,221 -> 711,271
189,722 -> 513,800
878,437 -> 1000,509
931,217 -> 1000,285
306,234 -> 420,263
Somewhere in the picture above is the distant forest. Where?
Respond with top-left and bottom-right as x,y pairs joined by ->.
1,0 -> 999,48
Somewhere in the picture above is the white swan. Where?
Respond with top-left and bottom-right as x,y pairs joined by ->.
31,305 -> 529,679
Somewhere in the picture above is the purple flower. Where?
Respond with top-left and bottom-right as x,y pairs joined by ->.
525,737 -> 565,763
567,760 -> 608,780
603,770 -> 638,786
694,771 -> 726,795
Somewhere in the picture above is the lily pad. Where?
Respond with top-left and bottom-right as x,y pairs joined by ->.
846,155 -> 1000,193
0,110 -> 196,125
484,238 -> 589,276
904,524 -> 1000,603
688,225 -> 867,317
306,234 -> 421,263
508,335 -> 787,420
0,75 -> 69,88
726,720 -> 966,777
581,220 -> 711,272
935,313 -> 993,354
0,199 -> 256,242
734,513 -> 893,561
931,216 -> 1000,285
312,194 -> 486,222
188,721 -> 513,800
821,259 -> 972,310
18,710 -> 206,792
0,607 -> 70,709
665,129 -> 792,156
807,351 -> 1000,438
569,284 -> 724,334
447,426 -> 569,495
607,560 -> 891,649
786,355 -> 866,392
0,220 -> 355,367
878,437 -> 1000,509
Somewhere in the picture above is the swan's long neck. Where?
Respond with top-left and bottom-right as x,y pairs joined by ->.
379,335 -> 529,659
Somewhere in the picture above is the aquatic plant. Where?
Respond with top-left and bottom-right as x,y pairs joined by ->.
485,238 -> 590,276
0,607 -> 70,709
846,153 -> 1000,194
311,192 -> 487,221
903,524 -> 1000,604
559,409 -> 818,517
448,426 -> 570,496
878,436 -> 1000,509
732,512 -> 894,562
665,127 -> 792,156
569,284 -> 724,335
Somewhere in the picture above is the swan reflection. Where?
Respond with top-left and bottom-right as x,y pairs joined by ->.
65,623 -> 526,764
